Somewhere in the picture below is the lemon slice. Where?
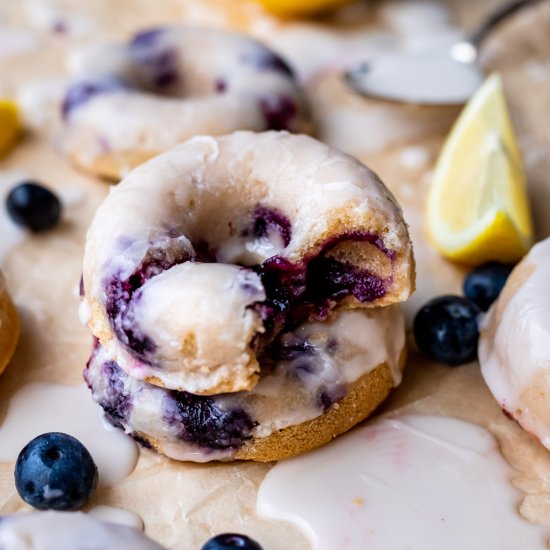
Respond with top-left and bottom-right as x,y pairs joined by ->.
0,99 -> 20,157
257,0 -> 352,17
426,73 -> 533,265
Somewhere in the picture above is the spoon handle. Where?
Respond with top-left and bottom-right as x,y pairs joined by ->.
468,0 -> 545,48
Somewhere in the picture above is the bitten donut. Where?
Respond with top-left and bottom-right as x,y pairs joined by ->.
0,511 -> 164,549
0,271 -> 19,376
479,238 -> 550,449
80,131 -> 414,395
85,306 -> 406,462
60,26 -> 311,180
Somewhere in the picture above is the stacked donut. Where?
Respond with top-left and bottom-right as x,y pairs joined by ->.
60,26 -> 311,180
80,131 -> 415,462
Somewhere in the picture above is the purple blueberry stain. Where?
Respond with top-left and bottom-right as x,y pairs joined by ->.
62,78 -> 129,119
317,385 -> 346,411
305,256 -> 387,304
164,393 -> 255,450
259,95 -> 297,131
242,50 -> 294,78
84,360 -> 132,429
251,232 -> 392,335
51,19 -> 68,34
130,28 -> 167,48
103,237 -> 190,364
247,206 -> 292,247
272,334 -> 315,362
215,78 -> 227,93
130,29 -> 179,90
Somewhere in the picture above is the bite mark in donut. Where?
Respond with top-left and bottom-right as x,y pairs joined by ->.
82,132 -> 414,394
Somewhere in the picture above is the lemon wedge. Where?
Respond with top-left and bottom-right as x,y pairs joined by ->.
0,99 -> 20,157
257,0 -> 353,17
426,73 -> 533,266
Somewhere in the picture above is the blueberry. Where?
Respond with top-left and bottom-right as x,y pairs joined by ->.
463,262 -> 514,311
413,295 -> 481,366
6,182 -> 61,231
15,432 -> 98,511
201,533 -> 263,550
168,393 -> 254,450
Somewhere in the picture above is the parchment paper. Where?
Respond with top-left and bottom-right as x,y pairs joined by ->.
0,1 -> 549,548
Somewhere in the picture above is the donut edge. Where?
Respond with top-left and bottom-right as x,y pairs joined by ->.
0,279 -> 19,376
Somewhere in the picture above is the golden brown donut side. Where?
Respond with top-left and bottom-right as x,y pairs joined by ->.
135,350 -> 405,462
0,276 -> 19,375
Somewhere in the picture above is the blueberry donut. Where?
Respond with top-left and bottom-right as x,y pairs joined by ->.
85,306 -> 406,462
479,238 -> 550,449
0,511 -> 164,549
0,272 -> 19,376
60,26 -> 311,180
80,131 -> 414,395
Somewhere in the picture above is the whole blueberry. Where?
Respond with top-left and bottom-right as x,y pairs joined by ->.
15,432 -> 98,511
201,533 -> 263,550
463,262 -> 514,311
6,182 -> 61,231
413,295 -> 481,366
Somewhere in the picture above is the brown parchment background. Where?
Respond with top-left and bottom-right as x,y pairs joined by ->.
0,0 -> 550,548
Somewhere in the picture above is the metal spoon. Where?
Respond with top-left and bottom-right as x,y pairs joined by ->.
346,0 -> 543,105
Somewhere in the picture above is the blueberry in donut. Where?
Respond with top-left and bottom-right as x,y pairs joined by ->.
80,131 -> 414,461
60,26 -> 311,179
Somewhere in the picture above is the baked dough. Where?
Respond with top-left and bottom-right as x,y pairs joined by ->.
60,26 -> 311,179
81,131 -> 414,395
0,271 -> 19,376
84,307 -> 406,462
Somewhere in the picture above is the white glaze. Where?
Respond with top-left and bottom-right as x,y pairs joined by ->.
86,306 -> 405,462
61,26 -> 310,178
257,415 -> 550,549
0,27 -> 40,60
16,77 -> 69,129
480,238 -> 550,449
88,505 -> 144,531
0,511 -> 163,549
82,131 -> 412,394
0,382 -> 138,486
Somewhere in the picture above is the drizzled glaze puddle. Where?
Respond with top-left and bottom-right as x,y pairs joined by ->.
0,382 -> 138,486
257,415 -> 550,550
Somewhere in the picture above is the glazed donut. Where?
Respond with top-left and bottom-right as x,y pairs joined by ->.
479,238 -> 550,449
0,271 -> 19,376
84,306 -> 406,462
60,26 -> 311,180
80,131 -> 414,395
0,511 -> 163,549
